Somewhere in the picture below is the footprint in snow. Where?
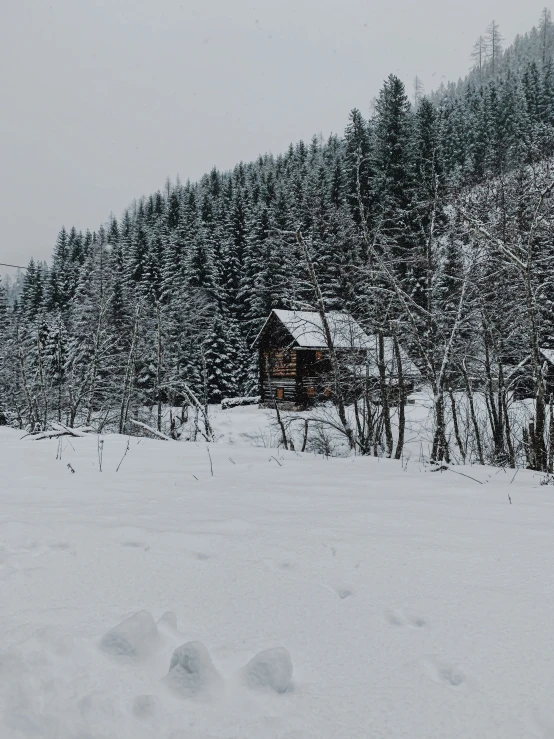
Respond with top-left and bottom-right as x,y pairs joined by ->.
121,540 -> 150,551
386,609 -> 404,626
48,541 -> 72,551
16,540 -> 74,557
386,609 -> 426,628
319,583 -> 354,599
337,588 -> 353,600
421,656 -> 465,687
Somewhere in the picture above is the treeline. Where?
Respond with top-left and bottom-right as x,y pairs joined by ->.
1,11 -> 554,468
434,9 -> 554,101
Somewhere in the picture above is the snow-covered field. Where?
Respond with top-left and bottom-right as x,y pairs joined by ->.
2,412 -> 554,739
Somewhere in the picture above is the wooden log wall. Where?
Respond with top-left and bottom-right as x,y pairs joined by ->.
262,350 -> 297,378
262,376 -> 296,402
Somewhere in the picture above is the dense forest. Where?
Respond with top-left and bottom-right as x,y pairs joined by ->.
2,10 -> 554,469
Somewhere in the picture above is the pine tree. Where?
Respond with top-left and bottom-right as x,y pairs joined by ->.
372,75 -> 415,281
203,311 -> 239,403
411,97 -> 446,308
45,313 -> 68,422
539,8 -> 554,65
485,20 -> 503,77
0,283 -> 8,331
472,36 -> 486,83
21,260 -> 46,320
343,109 -> 372,226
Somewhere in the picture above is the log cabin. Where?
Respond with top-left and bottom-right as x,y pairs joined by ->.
251,309 -> 419,409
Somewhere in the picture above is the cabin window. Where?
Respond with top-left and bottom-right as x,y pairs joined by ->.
307,387 -> 315,398
276,387 -> 284,400
283,350 -> 292,364
323,387 -> 333,398
315,351 -> 324,361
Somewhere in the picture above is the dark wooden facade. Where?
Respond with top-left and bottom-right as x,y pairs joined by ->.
253,312 -> 360,409
259,347 -> 337,408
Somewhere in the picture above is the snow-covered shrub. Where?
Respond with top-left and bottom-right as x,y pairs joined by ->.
221,396 -> 261,410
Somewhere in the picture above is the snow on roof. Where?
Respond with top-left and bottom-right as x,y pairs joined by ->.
252,309 -> 420,377
271,309 -> 371,349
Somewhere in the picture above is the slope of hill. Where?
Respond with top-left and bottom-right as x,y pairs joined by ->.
432,8 -> 554,102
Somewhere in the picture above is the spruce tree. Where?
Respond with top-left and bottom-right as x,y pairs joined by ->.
203,311 -> 239,403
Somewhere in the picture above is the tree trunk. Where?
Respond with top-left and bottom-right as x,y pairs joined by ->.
378,331 -> 393,458
392,328 -> 406,461
449,387 -> 466,463
548,394 -> 554,474
431,390 -> 448,463
461,363 -> 484,465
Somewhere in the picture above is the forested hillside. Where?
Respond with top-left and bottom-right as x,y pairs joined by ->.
2,10 -> 554,469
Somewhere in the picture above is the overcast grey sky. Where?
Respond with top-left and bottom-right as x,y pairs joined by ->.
0,0 -> 546,267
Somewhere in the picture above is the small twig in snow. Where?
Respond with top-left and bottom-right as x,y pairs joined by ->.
116,438 -> 131,472
447,468 -> 485,485
430,463 -> 484,485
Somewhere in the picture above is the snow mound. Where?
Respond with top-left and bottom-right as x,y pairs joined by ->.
99,610 -> 160,659
165,641 -> 221,697
241,647 -> 293,693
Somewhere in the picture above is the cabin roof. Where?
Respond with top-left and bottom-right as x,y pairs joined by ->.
252,309 -> 420,377
253,309 -> 372,350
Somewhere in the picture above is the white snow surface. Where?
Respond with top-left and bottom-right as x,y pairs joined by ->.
1,419 -> 554,738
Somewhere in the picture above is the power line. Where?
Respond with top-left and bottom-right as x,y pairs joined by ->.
0,262 -> 27,270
